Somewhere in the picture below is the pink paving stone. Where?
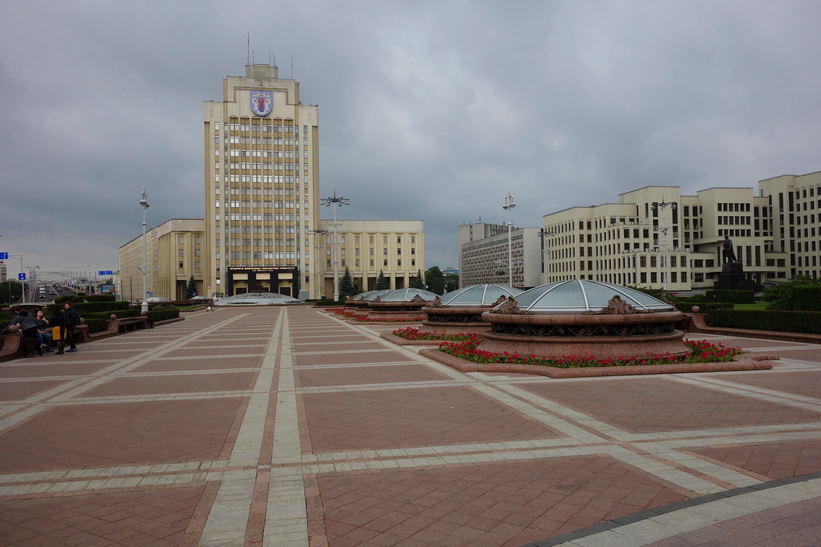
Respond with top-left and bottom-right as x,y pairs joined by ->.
687,440 -> 821,480
0,486 -> 205,546
163,346 -> 266,358
520,377 -> 821,433
718,370 -> 821,399
133,356 -> 262,372
301,386 -> 563,452
294,350 -> 412,367
294,341 -> 389,352
0,362 -> 112,378
0,398 -> 245,473
296,364 -> 452,388
0,380 -> 67,400
78,371 -> 258,397
317,456 -> 687,545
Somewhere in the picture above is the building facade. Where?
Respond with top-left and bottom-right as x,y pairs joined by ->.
314,219 -> 425,297
119,219 -> 205,302
458,172 -> 820,292
203,64 -> 320,298
458,222 -> 543,288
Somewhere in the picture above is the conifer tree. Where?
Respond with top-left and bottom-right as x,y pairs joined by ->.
375,270 -> 389,290
185,275 -> 197,299
340,267 -> 356,299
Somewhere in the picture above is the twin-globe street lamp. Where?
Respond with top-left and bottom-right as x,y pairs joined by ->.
320,192 -> 350,301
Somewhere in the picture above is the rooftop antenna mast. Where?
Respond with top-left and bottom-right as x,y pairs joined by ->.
290,54 -> 294,79
246,33 -> 250,65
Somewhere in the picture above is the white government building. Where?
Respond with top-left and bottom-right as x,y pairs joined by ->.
459,171 -> 821,291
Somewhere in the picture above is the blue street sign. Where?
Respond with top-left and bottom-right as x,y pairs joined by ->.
18,273 -> 26,281
99,270 -> 113,275
0,252 -> 8,260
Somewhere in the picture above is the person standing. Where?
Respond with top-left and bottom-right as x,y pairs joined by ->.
63,301 -> 80,352
50,308 -> 67,354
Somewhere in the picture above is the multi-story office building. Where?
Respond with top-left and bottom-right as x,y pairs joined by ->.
314,219 -> 425,297
459,172 -> 820,292
119,219 -> 205,302
758,171 -> 821,279
458,222 -> 543,288
203,64 -> 320,298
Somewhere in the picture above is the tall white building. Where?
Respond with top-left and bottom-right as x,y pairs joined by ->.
203,64 -> 320,298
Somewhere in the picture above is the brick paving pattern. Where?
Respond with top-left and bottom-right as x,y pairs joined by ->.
0,306 -> 819,546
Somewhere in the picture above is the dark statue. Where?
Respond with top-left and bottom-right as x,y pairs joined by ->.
722,235 -> 737,263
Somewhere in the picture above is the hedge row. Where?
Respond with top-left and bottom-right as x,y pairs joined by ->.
706,309 -> 821,334
703,289 -> 756,304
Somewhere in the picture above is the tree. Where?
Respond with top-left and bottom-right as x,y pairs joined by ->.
340,267 -> 356,299
0,280 -> 23,304
184,275 -> 198,299
411,269 -> 425,289
375,270 -> 389,290
425,266 -> 445,295
444,273 -> 459,293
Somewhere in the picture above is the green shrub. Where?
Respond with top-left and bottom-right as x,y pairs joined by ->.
84,318 -> 108,333
147,308 -> 180,321
790,286 -> 821,311
671,301 -> 732,313
706,309 -> 821,334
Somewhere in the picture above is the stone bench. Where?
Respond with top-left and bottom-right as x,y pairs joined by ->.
106,316 -> 151,334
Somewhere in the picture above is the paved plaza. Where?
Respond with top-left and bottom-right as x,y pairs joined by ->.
0,306 -> 820,546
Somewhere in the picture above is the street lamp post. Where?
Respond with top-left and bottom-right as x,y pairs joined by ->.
503,193 -> 516,287
651,200 -> 676,292
139,188 -> 150,313
320,192 -> 350,302
307,229 -> 329,299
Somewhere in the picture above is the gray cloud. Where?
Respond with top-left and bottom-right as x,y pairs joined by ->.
2,0 -> 820,280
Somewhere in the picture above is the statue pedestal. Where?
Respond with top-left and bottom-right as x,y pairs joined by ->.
714,261 -> 759,291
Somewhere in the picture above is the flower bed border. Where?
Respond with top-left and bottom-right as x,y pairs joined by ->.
419,347 -> 776,378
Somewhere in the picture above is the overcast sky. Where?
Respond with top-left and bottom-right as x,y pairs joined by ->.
2,0 -> 820,282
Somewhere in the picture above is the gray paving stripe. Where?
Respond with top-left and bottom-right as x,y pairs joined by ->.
200,311 -> 284,544
669,374 -> 821,412
556,476 -> 821,546
266,309 -> 309,546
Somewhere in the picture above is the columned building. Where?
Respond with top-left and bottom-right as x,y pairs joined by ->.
314,219 -> 425,297
119,219 -> 205,302
203,64 -> 320,298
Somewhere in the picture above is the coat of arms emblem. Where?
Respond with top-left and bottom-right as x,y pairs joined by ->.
250,91 -> 273,116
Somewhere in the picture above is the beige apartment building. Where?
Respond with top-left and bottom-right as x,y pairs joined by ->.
119,219 -> 205,302
315,219 -> 425,297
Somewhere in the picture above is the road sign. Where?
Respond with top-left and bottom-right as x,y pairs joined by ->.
0,252 -> 7,260
99,270 -> 113,275
18,273 -> 26,281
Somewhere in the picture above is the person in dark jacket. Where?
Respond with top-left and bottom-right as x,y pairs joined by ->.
50,308 -> 67,354
4,309 -> 42,356
62,301 -> 80,352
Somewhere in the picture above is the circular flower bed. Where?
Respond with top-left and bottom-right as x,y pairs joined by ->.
437,337 -> 742,368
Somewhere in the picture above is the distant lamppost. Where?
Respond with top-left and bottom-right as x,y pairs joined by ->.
308,229 -> 329,299
651,200 -> 676,292
503,193 -> 516,287
139,188 -> 150,312
320,192 -> 350,301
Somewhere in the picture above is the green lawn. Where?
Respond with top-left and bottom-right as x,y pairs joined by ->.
733,302 -> 769,311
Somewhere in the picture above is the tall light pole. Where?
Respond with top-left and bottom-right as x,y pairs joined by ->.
652,200 -> 676,292
307,229 -> 329,300
503,193 -> 516,287
320,192 -> 350,301
140,188 -> 150,312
